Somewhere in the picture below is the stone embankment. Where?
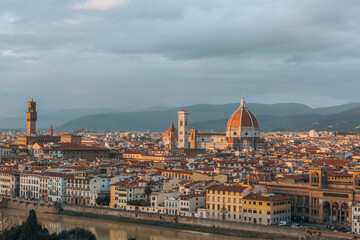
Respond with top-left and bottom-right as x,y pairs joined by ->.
62,204 -> 303,239
0,197 -> 60,214
1,197 -> 359,240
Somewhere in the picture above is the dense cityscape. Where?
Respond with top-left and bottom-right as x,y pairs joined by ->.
2,1 -> 360,239
0,97 -> 360,239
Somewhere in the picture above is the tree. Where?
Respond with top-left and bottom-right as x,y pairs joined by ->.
1,210 -> 97,240
127,200 -> 149,206
52,228 -> 96,240
95,195 -> 110,206
144,186 -> 152,202
19,210 -> 49,240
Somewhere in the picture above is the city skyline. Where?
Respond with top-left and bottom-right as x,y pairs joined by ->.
1,0 -> 360,114
1,1 -> 360,239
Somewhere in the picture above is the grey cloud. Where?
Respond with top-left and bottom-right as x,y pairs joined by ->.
0,0 -> 360,114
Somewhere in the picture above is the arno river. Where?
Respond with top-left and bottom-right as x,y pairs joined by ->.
0,209 -> 258,240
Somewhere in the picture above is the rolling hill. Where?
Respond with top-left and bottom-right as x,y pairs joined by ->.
58,103 -> 360,132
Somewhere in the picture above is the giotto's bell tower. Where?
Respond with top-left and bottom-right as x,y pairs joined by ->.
178,109 -> 189,149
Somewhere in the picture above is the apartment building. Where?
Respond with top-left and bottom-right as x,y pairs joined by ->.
178,194 -> 205,217
66,176 -> 91,205
47,174 -> 67,202
242,193 -> 291,225
39,175 -> 48,201
20,173 -> 40,199
110,183 -> 146,209
206,184 -> 248,221
0,171 -> 19,196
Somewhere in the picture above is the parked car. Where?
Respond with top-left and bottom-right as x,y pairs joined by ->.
278,221 -> 289,226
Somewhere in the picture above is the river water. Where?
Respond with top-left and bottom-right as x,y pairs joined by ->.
0,208 -> 260,240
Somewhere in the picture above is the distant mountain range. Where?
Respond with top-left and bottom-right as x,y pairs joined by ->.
2,102 -> 360,132
56,102 -> 360,132
192,107 -> 360,132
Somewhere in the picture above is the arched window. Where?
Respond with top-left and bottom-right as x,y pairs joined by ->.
311,172 -> 320,185
355,175 -> 360,186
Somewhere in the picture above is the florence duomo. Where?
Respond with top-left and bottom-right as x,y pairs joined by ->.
164,96 -> 264,151
1,0 -> 360,239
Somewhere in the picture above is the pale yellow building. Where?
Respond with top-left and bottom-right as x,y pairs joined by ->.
206,184 -> 247,221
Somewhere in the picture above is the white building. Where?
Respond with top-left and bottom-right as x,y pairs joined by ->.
20,173 -> 40,199
309,130 -> 319,138
164,197 -> 179,215
352,205 -> 360,233
89,176 -> 112,206
47,174 -> 67,202
178,194 -> 205,217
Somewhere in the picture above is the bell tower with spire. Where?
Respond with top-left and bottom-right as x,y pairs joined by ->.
49,124 -> 53,136
26,97 -> 37,136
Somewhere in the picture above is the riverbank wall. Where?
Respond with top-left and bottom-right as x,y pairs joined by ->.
62,204 -> 303,239
60,204 -> 360,240
1,197 -> 359,240
0,197 -> 60,214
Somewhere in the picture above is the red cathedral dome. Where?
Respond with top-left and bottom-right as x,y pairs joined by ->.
227,96 -> 259,130
164,121 -> 178,137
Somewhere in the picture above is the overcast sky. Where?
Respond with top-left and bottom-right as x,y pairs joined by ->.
1,0 -> 360,115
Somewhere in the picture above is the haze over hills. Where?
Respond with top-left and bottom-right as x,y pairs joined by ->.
57,102 -> 360,132
2,102 -> 359,132
192,108 -> 360,132
0,108 -> 115,130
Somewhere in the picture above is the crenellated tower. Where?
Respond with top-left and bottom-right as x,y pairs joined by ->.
26,97 -> 37,136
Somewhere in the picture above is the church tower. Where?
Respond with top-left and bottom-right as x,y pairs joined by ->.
49,124 -> 53,136
178,109 -> 189,149
26,97 -> 37,136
